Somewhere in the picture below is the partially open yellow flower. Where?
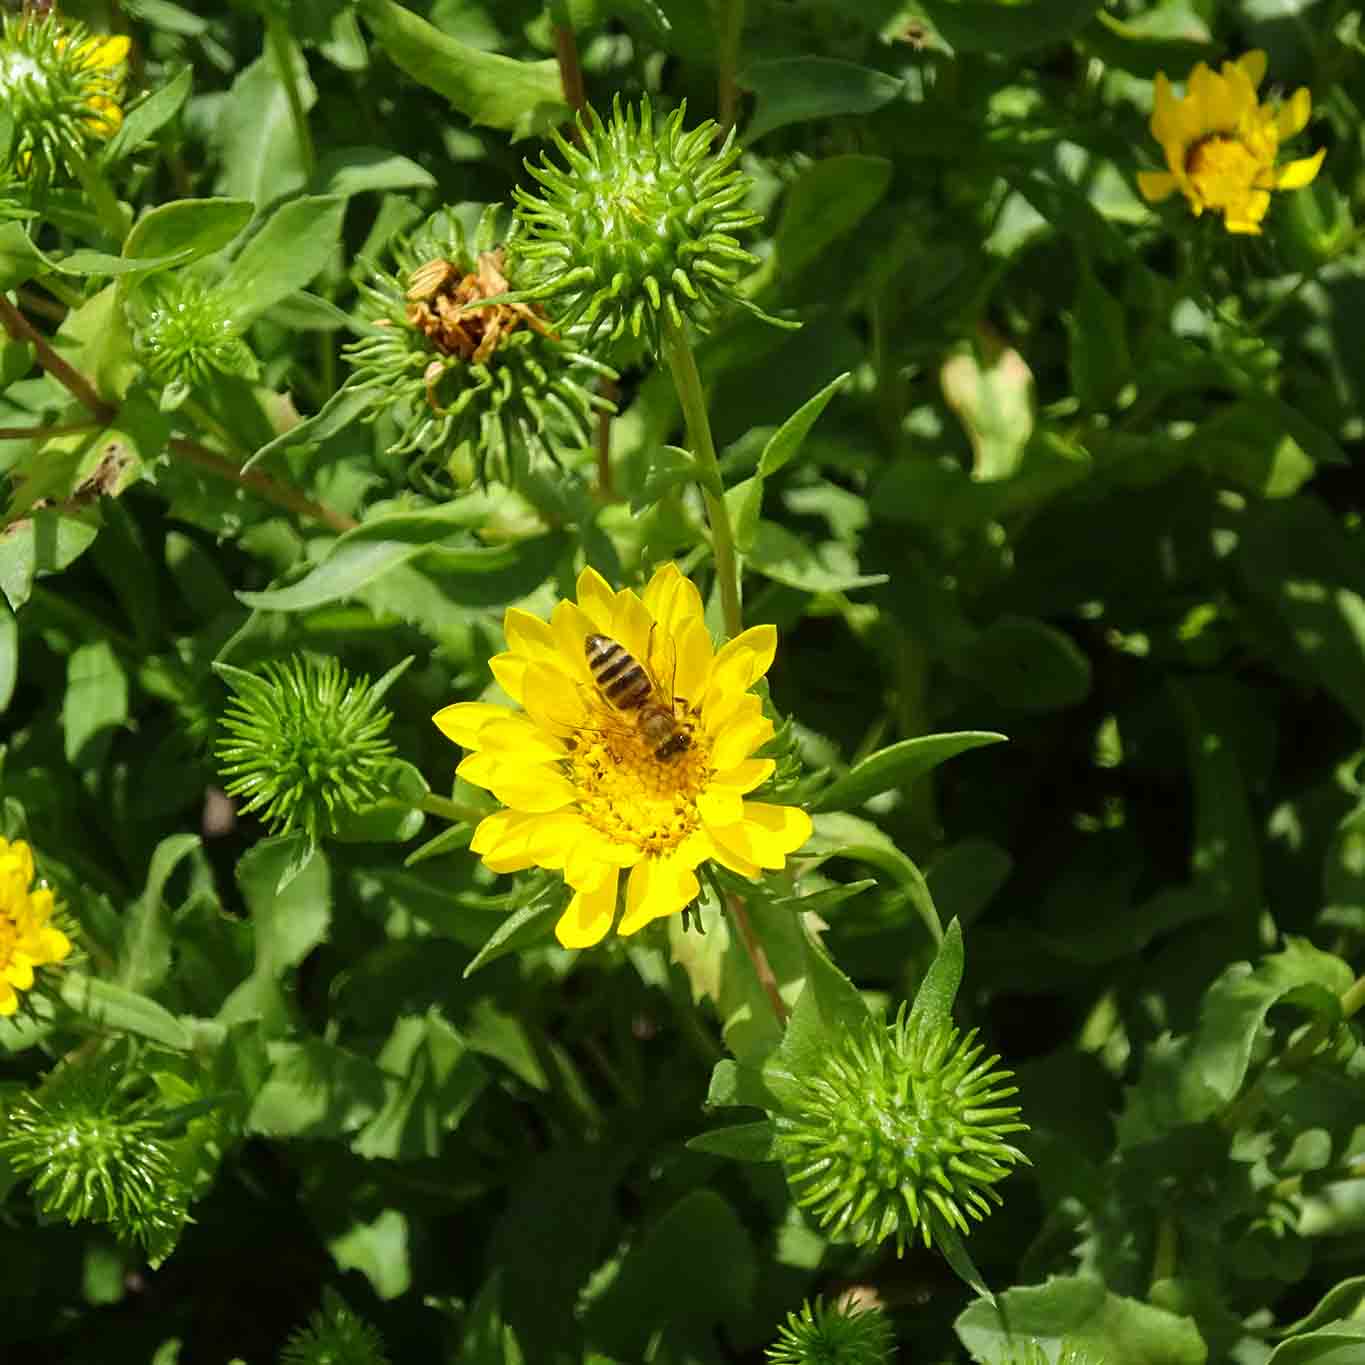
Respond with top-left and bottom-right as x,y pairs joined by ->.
0,838 -> 72,1016
1137,51 -> 1325,234
434,564 -> 812,948
0,14 -> 130,180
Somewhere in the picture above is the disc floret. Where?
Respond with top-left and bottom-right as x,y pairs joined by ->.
775,1007 -> 1028,1254
510,97 -> 763,347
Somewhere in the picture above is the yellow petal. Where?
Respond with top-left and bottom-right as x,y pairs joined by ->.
1275,87 -> 1312,140
472,809 -> 579,871
613,589 -> 655,668
39,928 -> 71,963
0,984 -> 16,1017
485,763 -> 577,814
566,833 -> 640,891
1149,72 -> 1184,147
1236,49 -> 1267,91
672,616 -> 714,706
489,652 -> 527,704
1273,147 -> 1325,190
712,714 -> 774,769
520,660 -> 589,736
432,701 -> 511,749
503,606 -> 558,662
550,599 -> 599,685
643,562 -> 705,636
479,716 -> 566,763
618,854 -> 700,936
575,565 -> 617,631
698,785 -> 745,829
5,959 -> 34,991
456,751 -> 503,791
712,758 -> 775,793
740,801 -> 813,865
1137,170 -> 1180,204
710,625 -> 778,696
556,868 -> 620,948
703,823 -> 761,879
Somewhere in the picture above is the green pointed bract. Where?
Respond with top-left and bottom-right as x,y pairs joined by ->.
214,655 -> 398,843
127,274 -> 258,393
774,1006 -> 1028,1256
281,1288 -> 390,1365
766,1296 -> 896,1365
510,97 -> 763,349
342,205 -> 615,491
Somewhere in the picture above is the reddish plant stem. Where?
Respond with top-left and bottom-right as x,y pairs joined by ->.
0,295 -> 358,533
0,423 -> 98,440
727,894 -> 788,1026
595,377 -> 619,499
554,23 -> 587,122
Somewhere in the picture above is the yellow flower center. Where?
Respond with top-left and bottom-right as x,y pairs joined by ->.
567,706 -> 713,856
1185,134 -> 1264,209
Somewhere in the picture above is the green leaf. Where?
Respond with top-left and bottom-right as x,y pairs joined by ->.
121,197 -> 253,273
1268,1323 -> 1365,1365
213,52 -> 314,205
102,66 -> 193,165
1275,1278 -> 1365,1340
236,837 -> 332,979
0,222 -> 47,291
62,641 -> 128,766
1067,263 -> 1131,410
0,509 -> 101,611
118,833 -> 202,995
746,520 -> 888,593
327,1208 -> 411,1301
685,1119 -> 777,1161
907,917 -> 964,1043
238,540 -> 431,612
58,973 -> 194,1051
921,0 -> 1103,56
352,1010 -> 488,1159
934,1217 -> 994,1302
1185,938 -> 1353,1119
813,731 -> 1007,813
946,616 -> 1091,711
313,146 -> 438,196
242,383 -> 381,472
955,1274 -> 1207,1365
0,599 -> 15,713
740,58 -> 904,144
776,158 -> 892,278
581,1191 -> 756,1360
219,196 -> 347,329
356,0 -> 567,138
629,445 -> 701,510
757,372 -> 850,478
941,335 -> 1036,480
247,1038 -> 388,1138
463,891 -> 561,978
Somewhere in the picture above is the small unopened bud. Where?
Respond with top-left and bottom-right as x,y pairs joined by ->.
766,1295 -> 896,1365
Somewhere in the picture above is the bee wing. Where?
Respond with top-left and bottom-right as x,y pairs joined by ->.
645,624 -> 681,710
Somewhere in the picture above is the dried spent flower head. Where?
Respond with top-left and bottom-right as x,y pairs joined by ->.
775,1006 -> 1028,1255
1137,50 -> 1325,235
0,1049 -> 191,1265
214,655 -> 400,844
0,836 -> 72,1016
766,1295 -> 896,1365
127,273 -> 259,401
343,205 -> 614,490
0,13 -> 129,183
280,1288 -> 390,1365
509,97 -> 763,347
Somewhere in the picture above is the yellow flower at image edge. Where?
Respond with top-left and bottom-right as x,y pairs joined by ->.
1137,50 -> 1325,234
0,839 -> 72,1015
434,565 -> 813,948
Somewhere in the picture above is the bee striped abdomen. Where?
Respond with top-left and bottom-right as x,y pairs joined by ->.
586,635 -> 650,708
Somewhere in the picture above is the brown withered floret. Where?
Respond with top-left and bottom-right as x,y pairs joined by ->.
405,248 -> 555,368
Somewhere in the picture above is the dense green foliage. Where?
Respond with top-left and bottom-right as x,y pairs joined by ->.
2,0 -> 1365,1362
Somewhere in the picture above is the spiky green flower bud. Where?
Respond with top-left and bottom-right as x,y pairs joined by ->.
0,13 -> 129,185
343,205 -> 614,490
509,97 -> 763,347
214,655 -> 402,845
281,1288 -> 390,1365
775,1007 -> 1027,1255
0,1047 -> 191,1265
766,1295 -> 895,1365
127,273 -> 259,407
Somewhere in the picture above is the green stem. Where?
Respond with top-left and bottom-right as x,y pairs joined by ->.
1249,224 -> 1365,333
419,792 -> 487,824
661,314 -> 743,639
1150,1217 -> 1178,1290
266,17 -> 316,182
726,893 -> 787,1026
68,147 -> 128,243
715,0 -> 745,137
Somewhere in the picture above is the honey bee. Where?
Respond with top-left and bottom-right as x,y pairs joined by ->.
584,633 -> 692,762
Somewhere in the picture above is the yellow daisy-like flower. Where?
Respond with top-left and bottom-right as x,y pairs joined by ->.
1137,51 -> 1325,235
434,564 -> 813,949
0,838 -> 72,1016
0,14 -> 130,180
